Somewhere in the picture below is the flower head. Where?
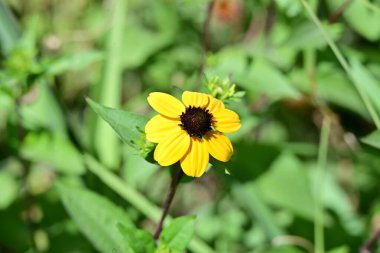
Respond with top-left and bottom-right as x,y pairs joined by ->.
145,91 -> 240,177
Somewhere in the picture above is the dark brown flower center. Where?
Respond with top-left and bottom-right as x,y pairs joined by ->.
180,106 -> 213,138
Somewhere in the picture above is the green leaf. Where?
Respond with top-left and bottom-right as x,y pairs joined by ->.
284,22 -> 343,49
242,59 -> 301,101
328,0 -> 380,41
309,164 -> 364,235
350,59 -> 380,116
327,246 -> 349,253
206,47 -> 247,81
20,82 -> 66,133
86,98 -> 148,150
56,181 -> 134,253
0,0 -> 21,54
123,2 -> 179,69
159,216 -> 196,253
232,184 -> 283,240
256,153 -> 315,220
0,90 -> 14,112
290,64 -> 369,118
361,130 -> 380,150
21,132 -> 85,175
45,51 -> 104,75
0,171 -> 18,209
275,0 -> 303,17
117,223 -> 156,253
0,200 -> 30,251
225,142 -> 281,182
84,155 -> 215,253
256,245 -> 305,253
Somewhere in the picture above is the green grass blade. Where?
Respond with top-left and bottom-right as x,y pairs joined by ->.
314,118 -> 331,253
0,0 -> 21,54
300,0 -> 380,129
94,0 -> 126,169
232,183 -> 284,240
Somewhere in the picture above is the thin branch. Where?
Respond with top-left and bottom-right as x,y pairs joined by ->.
360,228 -> 380,253
202,0 -> 215,56
264,1 -> 276,36
198,0 -> 216,81
243,11 -> 265,43
153,169 -> 184,240
328,0 -> 352,24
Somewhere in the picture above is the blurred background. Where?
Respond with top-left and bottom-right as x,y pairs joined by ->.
1,0 -> 380,252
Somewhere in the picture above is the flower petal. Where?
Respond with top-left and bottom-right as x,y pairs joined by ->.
213,108 -> 241,133
207,96 -> 225,114
145,115 -> 181,143
154,130 -> 190,166
147,92 -> 185,118
205,131 -> 233,162
180,138 -> 209,177
182,91 -> 209,108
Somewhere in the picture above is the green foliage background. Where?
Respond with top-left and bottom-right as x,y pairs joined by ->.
1,0 -> 380,252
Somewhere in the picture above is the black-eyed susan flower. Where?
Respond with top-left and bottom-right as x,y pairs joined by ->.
145,91 -> 240,177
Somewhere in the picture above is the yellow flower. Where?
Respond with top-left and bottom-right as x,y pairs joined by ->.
145,91 -> 241,177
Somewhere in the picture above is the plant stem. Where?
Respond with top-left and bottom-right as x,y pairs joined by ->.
314,118 -> 331,253
85,155 -> 215,253
360,228 -> 380,253
303,49 -> 317,98
328,0 -> 352,24
198,0 -> 215,81
153,169 -> 184,240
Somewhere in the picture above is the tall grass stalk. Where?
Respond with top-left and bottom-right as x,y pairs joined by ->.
0,0 -> 21,53
315,118 -> 331,253
94,0 -> 126,169
300,0 -> 380,130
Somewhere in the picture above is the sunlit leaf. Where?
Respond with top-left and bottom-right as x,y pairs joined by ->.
350,58 -> 380,116
86,98 -> 148,150
21,132 -> 85,175
328,0 -> 380,41
290,64 -> 369,118
20,82 -> 66,133
159,216 -> 196,253
256,153 -> 315,220
0,0 -> 21,54
0,171 -> 18,209
117,224 -> 155,253
56,181 -> 134,253
284,22 -> 343,49
243,59 -> 301,101
361,130 -> 380,150
327,246 -> 350,253
45,51 -> 104,75
123,2 -> 179,69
